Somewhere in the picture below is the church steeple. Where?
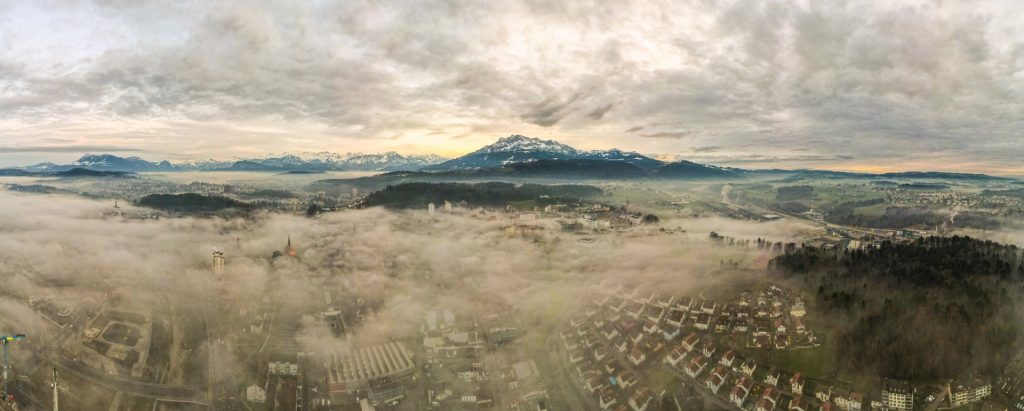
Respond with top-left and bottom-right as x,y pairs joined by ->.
284,235 -> 297,257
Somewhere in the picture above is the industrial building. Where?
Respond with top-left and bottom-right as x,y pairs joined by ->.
327,341 -> 415,400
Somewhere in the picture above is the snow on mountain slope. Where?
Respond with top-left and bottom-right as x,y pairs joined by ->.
425,135 -> 664,171
474,135 -> 579,156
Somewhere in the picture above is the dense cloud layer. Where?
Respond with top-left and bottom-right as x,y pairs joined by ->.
0,189 -> 802,361
0,1 -> 1022,173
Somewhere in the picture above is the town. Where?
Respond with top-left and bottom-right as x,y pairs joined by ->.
557,281 -> 998,411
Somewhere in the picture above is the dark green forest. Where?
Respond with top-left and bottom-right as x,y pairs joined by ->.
770,236 -> 1024,380
983,189 -> 1024,199
775,185 -> 814,201
137,193 -> 251,212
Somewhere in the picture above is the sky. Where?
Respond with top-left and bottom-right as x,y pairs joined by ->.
0,0 -> 1023,174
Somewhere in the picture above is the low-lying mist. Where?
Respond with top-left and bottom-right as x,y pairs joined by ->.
0,189 -> 803,387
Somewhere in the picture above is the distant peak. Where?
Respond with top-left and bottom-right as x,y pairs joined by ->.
591,148 -> 633,155
476,134 -> 579,155
489,134 -> 540,146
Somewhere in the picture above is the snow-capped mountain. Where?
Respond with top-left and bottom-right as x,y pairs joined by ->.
10,136 -> 728,178
475,134 -> 579,156
8,141 -> 1007,181
52,154 -> 176,172
235,151 -> 448,171
173,158 -> 234,170
424,134 -> 665,171
224,152 -> 447,171
74,154 -> 168,171
20,152 -> 448,173
21,154 -> 188,172
286,151 -> 356,163
341,152 -> 448,171
576,148 -> 666,171
21,162 -> 64,172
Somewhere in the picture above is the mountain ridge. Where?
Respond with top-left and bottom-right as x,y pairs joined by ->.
17,152 -> 449,173
424,134 -> 666,171
3,134 -> 1013,180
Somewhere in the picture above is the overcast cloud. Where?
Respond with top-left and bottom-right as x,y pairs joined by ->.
0,0 -> 1022,174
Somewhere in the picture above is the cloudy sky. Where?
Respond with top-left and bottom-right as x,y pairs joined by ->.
1,0 -> 1023,174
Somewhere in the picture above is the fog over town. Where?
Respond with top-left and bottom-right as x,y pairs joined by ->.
0,184 -> 802,409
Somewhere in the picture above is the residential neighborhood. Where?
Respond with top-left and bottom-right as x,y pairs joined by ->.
557,281 -> 996,411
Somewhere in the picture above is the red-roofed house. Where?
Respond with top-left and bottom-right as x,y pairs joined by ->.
756,388 -> 782,411
664,346 -> 687,367
685,356 -> 708,378
682,333 -> 700,352
706,366 -> 728,393
731,376 -> 755,407
790,372 -> 805,394
720,350 -> 737,367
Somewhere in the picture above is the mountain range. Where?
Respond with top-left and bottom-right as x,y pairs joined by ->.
4,134 -> 1011,180
419,135 -> 750,178
18,152 -> 449,173
0,167 -> 136,178
8,135 -> 729,177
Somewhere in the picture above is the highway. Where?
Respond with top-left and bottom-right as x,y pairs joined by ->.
43,351 -> 207,403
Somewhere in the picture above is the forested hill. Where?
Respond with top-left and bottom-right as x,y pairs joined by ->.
769,236 -> 1023,380
137,193 -> 251,212
771,236 -> 1023,282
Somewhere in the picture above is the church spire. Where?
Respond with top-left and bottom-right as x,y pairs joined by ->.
284,235 -> 297,257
